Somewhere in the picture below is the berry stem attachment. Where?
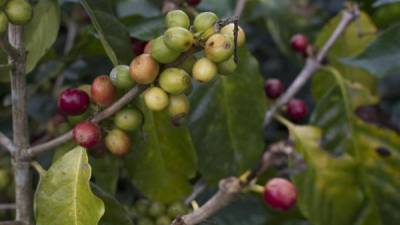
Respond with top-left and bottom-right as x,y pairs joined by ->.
247,184 -> 264,194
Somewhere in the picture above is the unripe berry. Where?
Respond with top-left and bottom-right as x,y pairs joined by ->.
144,41 -> 152,54
168,94 -> 190,119
217,56 -> 237,75
0,12 -> 8,34
105,129 -> 132,156
73,122 -> 102,149
110,65 -> 135,90
194,12 -> 218,33
151,36 -> 181,64
220,23 -> 246,47
129,54 -> 160,84
91,75 -> 116,107
148,202 -> 166,218
287,99 -> 308,121
264,79 -> 284,99
156,216 -> 171,225
186,0 -> 201,6
290,34 -> 309,55
263,178 -> 297,211
165,10 -> 190,29
5,0 -> 33,25
58,88 -> 90,116
114,108 -> 143,132
167,201 -> 188,218
144,87 -> 169,111
163,27 -> 194,52
179,55 -> 196,74
205,33 -> 234,63
192,57 -> 217,82
159,68 -> 191,95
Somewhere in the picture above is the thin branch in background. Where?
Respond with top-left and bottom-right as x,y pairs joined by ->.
0,64 -> 13,71
234,0 -> 247,18
0,37 -> 19,60
0,204 -> 16,211
0,132 -> 16,155
0,221 -> 24,225
184,179 -> 207,205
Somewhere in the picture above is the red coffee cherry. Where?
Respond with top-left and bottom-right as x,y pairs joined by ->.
58,88 -> 90,116
73,122 -> 102,148
91,75 -> 116,107
290,33 -> 309,55
186,0 -> 201,7
131,38 -> 147,55
264,79 -> 284,99
287,99 -> 308,121
263,178 -> 297,211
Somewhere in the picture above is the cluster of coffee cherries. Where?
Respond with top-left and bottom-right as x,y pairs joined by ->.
262,178 -> 298,211
132,199 -> 190,225
0,0 -> 33,33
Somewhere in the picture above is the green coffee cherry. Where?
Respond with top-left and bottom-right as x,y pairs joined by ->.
194,12 -> 218,33
179,56 -> 196,74
138,217 -> 155,225
168,94 -> 190,119
5,0 -> 33,25
159,68 -> 191,95
151,36 -> 181,64
144,87 -> 169,111
156,216 -> 171,225
205,33 -> 234,63
163,27 -> 194,52
218,56 -> 237,75
114,108 -> 143,132
192,57 -> 217,82
167,201 -> 189,218
165,10 -> 190,29
148,202 -> 166,218
105,129 -> 132,156
220,23 -> 246,47
110,65 -> 135,90
0,12 -> 8,34
135,199 -> 151,215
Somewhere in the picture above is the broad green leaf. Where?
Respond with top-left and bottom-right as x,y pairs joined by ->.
91,155 -> 120,194
125,104 -> 197,203
35,147 -> 105,225
124,16 -> 165,41
23,0 -> 60,74
312,11 -> 378,98
342,24 -> 400,78
92,184 -> 133,225
374,0 -> 400,7
188,49 -> 266,183
80,0 -> 133,65
116,0 -> 160,18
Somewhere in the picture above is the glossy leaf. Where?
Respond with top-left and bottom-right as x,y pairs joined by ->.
124,105 -> 197,203
188,49 -> 266,183
35,147 -> 105,225
124,16 -> 165,41
91,155 -> 120,194
116,0 -> 160,18
24,0 -> 60,74
342,24 -> 400,78
80,0 -> 133,65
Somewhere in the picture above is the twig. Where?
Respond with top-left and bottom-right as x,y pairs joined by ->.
0,221 -> 24,225
184,179 -> 207,205
0,132 -> 16,154
0,37 -> 19,60
25,85 -> 147,158
166,47 -> 201,68
0,64 -> 13,70
263,6 -> 358,127
0,204 -> 16,210
234,0 -> 247,18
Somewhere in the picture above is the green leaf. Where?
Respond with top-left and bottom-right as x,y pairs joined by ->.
188,49 -> 266,183
312,11 -> 378,97
91,155 -> 120,194
124,16 -> 165,41
92,184 -> 133,225
342,24 -> 400,78
80,0 -> 133,65
116,0 -> 160,18
24,0 -> 60,74
35,147 -> 105,225
124,105 -> 197,203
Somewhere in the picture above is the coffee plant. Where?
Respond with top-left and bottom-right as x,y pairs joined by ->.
0,0 -> 399,225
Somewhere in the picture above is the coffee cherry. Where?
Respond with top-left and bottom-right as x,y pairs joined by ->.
220,23 -> 246,47
167,201 -> 188,218
156,216 -> 171,225
131,38 -> 147,55
168,94 -> 190,119
0,12 -> 8,34
192,57 -> 217,82
58,88 -> 90,116
105,129 -> 132,156
73,122 -> 102,148
264,79 -> 284,99
110,65 -> 135,90
159,68 -> 191,95
194,12 -> 218,33
88,141 -> 108,158
186,0 -> 201,6
179,56 -> 196,74
144,41 -> 152,54
217,56 -> 237,75
205,33 -> 234,63
91,75 -> 116,107
287,99 -> 308,121
148,202 -> 166,218
114,108 -> 143,132
130,54 -> 160,84
263,178 -> 297,211
165,10 -> 190,29
5,0 -> 33,25
151,36 -> 181,64
144,87 -> 169,111
290,34 -> 309,55
78,84 -> 92,99
47,113 -> 66,135
163,27 -> 194,52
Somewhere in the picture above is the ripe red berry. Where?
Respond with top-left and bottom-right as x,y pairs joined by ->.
263,178 -> 297,211
131,38 -> 147,55
91,75 -> 116,107
287,99 -> 308,121
58,88 -> 90,116
73,122 -> 102,148
290,34 -> 309,55
264,79 -> 284,99
186,0 -> 201,7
